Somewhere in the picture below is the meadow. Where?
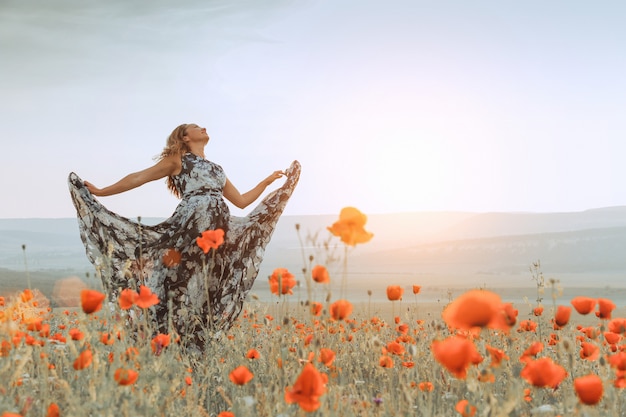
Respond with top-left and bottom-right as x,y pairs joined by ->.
1,209 -> 626,417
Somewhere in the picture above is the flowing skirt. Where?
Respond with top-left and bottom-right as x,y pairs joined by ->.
68,161 -> 300,346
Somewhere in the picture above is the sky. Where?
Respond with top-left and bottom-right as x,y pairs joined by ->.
1,0 -> 625,219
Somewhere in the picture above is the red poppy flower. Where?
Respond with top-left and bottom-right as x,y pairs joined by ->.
574,374 -> 603,405
455,399 -> 477,417
608,352 -> 626,371
311,265 -> 330,283
69,328 -> 84,341
418,381 -> 434,391
412,285 -> 421,294
554,305 -> 571,328
580,342 -> 600,361
114,368 -> 139,386
229,365 -> 254,385
21,288 -> 34,302
486,345 -> 509,367
329,299 -> 353,321
432,336 -> 483,379
596,298 -> 616,319
442,290 -> 510,331
609,318 -> 626,334
386,285 -> 404,301
605,332 -> 621,345
327,207 -> 373,246
386,341 -> 405,355
73,349 -> 93,370
520,342 -> 543,363
518,320 -> 538,332
162,248 -> 182,267
501,303 -> 518,327
379,355 -> 394,368
310,302 -> 323,316
571,296 -> 596,315
285,363 -> 326,412
520,357 -> 567,388
151,333 -> 171,355
47,403 -> 60,417
246,349 -> 260,359
26,317 -> 43,332
80,289 -> 105,314
533,306 -> 544,316
118,288 -> 137,310
217,412 -> 235,417
100,332 -> 115,346
135,285 -> 159,308
319,348 -> 336,367
268,268 -> 297,295
196,228 -> 225,253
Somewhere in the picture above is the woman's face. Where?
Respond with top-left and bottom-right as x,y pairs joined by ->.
183,124 -> 209,144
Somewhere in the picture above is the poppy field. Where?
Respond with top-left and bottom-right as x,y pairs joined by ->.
2,207 -> 626,416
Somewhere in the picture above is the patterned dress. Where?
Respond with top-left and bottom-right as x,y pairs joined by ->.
68,153 -> 300,347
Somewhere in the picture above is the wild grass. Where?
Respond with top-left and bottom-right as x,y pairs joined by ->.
2,282 -> 626,416
2,219 -> 626,416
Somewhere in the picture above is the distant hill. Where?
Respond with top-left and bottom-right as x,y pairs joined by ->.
2,207 -> 626,302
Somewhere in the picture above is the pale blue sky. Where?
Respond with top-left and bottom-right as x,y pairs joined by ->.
1,0 -> 625,219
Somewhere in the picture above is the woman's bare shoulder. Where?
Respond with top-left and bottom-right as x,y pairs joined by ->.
157,153 -> 183,176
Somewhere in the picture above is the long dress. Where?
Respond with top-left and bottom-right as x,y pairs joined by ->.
68,153 -> 300,347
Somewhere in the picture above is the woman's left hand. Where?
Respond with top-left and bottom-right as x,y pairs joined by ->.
263,170 -> 285,186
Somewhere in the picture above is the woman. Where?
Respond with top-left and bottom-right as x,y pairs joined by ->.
68,123 -> 300,348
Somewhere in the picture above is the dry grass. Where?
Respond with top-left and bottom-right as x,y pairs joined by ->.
2,282 -> 626,417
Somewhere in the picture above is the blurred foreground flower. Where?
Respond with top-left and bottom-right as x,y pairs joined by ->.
319,348 -> 336,367
269,268 -> 297,295
47,403 -> 60,417
114,368 -> 139,386
596,298 -> 616,319
327,207 -> 373,246
135,285 -> 159,308
386,285 -> 404,301
196,228 -> 225,253
73,349 -> 93,370
80,289 -> 105,314
119,289 -> 138,310
571,296 -> 596,315
151,333 -> 171,355
455,399 -> 477,417
442,289 -> 513,331
432,336 -> 482,379
312,265 -> 330,283
553,305 -> 571,328
229,365 -> 254,385
574,374 -> 603,405
520,357 -> 567,388
285,363 -> 326,412
330,299 -> 353,321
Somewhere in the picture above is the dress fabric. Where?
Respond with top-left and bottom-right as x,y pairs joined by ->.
68,153 -> 300,346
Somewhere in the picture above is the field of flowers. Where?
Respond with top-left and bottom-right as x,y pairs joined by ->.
2,207 -> 626,416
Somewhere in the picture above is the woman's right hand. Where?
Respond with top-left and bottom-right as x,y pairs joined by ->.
84,181 -> 102,196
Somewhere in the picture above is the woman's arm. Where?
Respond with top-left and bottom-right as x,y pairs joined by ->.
223,170 -> 284,209
85,155 -> 181,196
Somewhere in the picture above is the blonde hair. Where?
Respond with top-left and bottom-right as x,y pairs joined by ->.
156,123 -> 191,198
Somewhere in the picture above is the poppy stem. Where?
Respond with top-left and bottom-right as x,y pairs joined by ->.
203,255 -> 215,331
21,244 -> 31,290
341,245 -> 348,299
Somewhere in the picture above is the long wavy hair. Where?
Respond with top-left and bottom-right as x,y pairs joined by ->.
156,123 -> 191,198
